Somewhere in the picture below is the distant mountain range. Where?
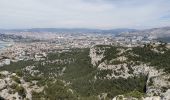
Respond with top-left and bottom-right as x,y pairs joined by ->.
0,28 -> 137,34
119,26 -> 170,38
117,27 -> 170,42
1,27 -> 170,39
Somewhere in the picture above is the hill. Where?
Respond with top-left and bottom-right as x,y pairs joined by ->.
0,43 -> 170,100
120,27 -> 170,39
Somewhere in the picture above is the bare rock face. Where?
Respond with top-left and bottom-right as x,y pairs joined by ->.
90,46 -> 105,66
98,62 -> 133,79
0,79 -> 6,90
132,64 -> 170,99
112,95 -> 161,100
162,89 -> 170,100
146,72 -> 170,99
0,71 -> 22,100
144,96 -> 161,100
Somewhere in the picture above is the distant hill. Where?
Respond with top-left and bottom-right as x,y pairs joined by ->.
120,26 -> 170,38
0,28 -> 137,34
1,27 -> 170,39
157,37 -> 170,43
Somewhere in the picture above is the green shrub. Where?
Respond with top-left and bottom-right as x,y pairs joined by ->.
15,85 -> 26,98
11,76 -> 21,84
15,70 -> 23,77
10,83 -> 18,89
32,91 -> 45,100
44,80 -> 78,100
0,73 -> 5,79
125,90 -> 144,99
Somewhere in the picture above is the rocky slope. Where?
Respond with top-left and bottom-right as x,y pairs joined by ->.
0,71 -> 44,100
90,44 -> 170,100
0,44 -> 170,100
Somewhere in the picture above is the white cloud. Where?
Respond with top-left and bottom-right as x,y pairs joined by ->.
0,0 -> 170,29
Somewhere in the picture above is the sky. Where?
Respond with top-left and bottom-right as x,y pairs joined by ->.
0,0 -> 170,29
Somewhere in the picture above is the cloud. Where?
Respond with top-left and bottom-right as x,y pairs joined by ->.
0,0 -> 170,29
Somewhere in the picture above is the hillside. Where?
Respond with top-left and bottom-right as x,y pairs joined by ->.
0,43 -> 170,100
119,27 -> 170,39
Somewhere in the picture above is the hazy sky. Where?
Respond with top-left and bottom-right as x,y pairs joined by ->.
0,0 -> 170,29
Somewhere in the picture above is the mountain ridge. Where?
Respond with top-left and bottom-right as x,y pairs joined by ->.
119,26 -> 170,38
0,28 -> 138,33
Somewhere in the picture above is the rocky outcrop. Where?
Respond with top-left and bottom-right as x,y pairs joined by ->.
0,71 -> 44,100
90,46 -> 105,66
112,95 -> 161,100
90,46 -> 170,100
